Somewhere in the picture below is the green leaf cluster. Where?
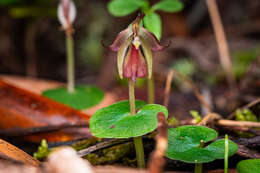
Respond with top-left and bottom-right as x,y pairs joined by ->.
108,0 -> 183,40
166,125 -> 238,163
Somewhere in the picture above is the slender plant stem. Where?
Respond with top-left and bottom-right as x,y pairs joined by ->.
129,80 -> 136,115
194,140 -> 204,173
66,34 -> 75,93
128,79 -> 145,168
147,77 -> 155,104
134,136 -> 145,168
195,163 -> 202,173
224,134 -> 229,173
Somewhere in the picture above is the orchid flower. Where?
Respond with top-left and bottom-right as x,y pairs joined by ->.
58,0 -> 76,35
109,14 -> 169,82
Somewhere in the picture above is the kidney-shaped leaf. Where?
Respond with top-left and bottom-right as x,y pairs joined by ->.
237,159 -> 260,173
166,125 -> 238,163
43,85 -> 104,110
206,139 -> 238,159
90,100 -> 168,138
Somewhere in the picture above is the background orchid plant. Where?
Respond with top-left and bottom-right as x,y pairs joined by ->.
42,0 -> 104,110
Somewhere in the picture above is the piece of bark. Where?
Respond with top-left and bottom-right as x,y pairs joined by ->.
0,80 -> 92,142
0,139 -> 40,166
148,113 -> 168,173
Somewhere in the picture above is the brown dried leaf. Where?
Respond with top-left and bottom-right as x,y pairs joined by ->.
0,139 -> 40,166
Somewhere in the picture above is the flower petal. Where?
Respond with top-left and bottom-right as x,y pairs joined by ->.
123,45 -> 147,82
109,27 -> 133,51
137,49 -> 147,78
117,36 -> 132,79
58,0 -> 76,29
140,38 -> 152,79
139,27 -> 170,51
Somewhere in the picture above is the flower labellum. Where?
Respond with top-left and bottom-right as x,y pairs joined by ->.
108,14 -> 168,82
58,0 -> 76,35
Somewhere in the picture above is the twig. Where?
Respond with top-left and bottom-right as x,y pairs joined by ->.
163,70 -> 174,107
148,70 -> 171,173
227,97 -> 260,119
148,112 -> 168,173
173,69 -> 212,113
217,120 -> 260,128
198,112 -> 221,126
77,139 -> 129,157
0,123 -> 89,137
237,145 -> 260,159
201,86 -> 213,115
235,136 -> 260,148
206,0 -> 236,89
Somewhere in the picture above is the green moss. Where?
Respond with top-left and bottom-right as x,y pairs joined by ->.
84,142 -> 134,165
235,109 -> 258,122
72,137 -> 101,151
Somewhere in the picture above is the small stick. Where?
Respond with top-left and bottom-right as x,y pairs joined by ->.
217,120 -> 260,128
77,139 -> 129,157
148,71 -> 173,173
206,0 -> 236,89
199,112 -> 221,126
173,69 -> 212,113
237,145 -> 260,159
163,70 -> 174,107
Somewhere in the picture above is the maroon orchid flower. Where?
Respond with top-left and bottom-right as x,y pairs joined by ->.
109,14 -> 169,82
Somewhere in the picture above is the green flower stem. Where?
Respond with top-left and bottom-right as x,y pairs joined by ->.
147,77 -> 155,104
129,79 -> 136,115
195,163 -> 202,173
66,34 -> 75,93
224,134 -> 229,173
128,79 -> 145,168
195,140 -> 204,173
133,136 -> 145,168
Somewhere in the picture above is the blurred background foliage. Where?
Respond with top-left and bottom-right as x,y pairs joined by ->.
0,0 -> 260,90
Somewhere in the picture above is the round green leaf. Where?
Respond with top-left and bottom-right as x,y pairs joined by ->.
90,100 -> 168,138
108,0 -> 146,17
42,85 -> 104,110
167,126 -> 218,153
237,159 -> 260,173
143,12 -> 162,40
206,139 -> 238,159
152,0 -> 183,13
166,125 -> 238,163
